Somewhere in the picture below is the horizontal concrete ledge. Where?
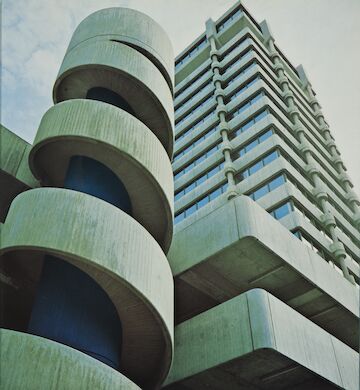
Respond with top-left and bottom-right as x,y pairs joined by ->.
0,328 -> 140,390
65,7 -> 174,91
164,289 -> 359,390
0,188 -> 173,389
30,99 -> 173,252
0,124 -> 39,222
168,195 -> 359,350
54,40 -> 174,157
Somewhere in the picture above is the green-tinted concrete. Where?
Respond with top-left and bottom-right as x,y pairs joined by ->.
0,329 -> 140,390
1,187 -> 173,388
65,7 -> 174,91
54,40 -> 174,156
169,195 -> 359,349
30,99 -> 173,251
164,289 -> 359,389
0,124 -> 38,221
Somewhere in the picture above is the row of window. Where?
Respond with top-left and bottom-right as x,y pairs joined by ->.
228,76 -> 260,102
175,37 -> 208,71
176,61 -> 257,125
275,128 -> 306,163
232,128 -> 273,160
223,49 -> 252,74
175,44 -> 254,112
175,60 -> 258,127
292,229 -> 335,264
222,36 -> 251,60
269,102 -> 342,193
176,94 -> 214,126
175,132 -> 276,203
260,196 -> 358,274
239,149 -> 280,180
175,66 -> 211,101
226,61 -> 257,86
292,229 -> 358,282
175,161 -> 225,201
174,143 -> 221,180
269,200 -> 292,220
173,123 -> 219,162
229,91 -> 264,119
175,81 -> 212,113
175,65 -> 260,145
281,176 -> 358,248
271,198 -> 334,244
176,108 -> 216,141
292,201 -> 333,242
247,174 -> 286,201
287,168 -> 355,228
294,228 -> 358,283
174,182 -> 228,224
217,9 -> 242,32
230,109 -> 269,140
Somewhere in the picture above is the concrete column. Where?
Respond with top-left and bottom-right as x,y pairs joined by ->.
209,34 -> 238,200
265,36 -> 354,284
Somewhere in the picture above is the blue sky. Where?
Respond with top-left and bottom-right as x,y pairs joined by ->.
2,0 -> 360,191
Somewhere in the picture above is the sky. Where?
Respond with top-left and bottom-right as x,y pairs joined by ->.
2,0 -> 360,192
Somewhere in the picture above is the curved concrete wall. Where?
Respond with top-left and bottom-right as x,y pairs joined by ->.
54,37 -> 174,157
1,329 -> 140,390
65,7 -> 174,91
1,7 -> 174,390
30,99 -> 173,251
1,188 -> 174,387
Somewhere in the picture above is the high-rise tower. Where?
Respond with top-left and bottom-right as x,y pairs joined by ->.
165,2 -> 359,389
1,8 -> 174,390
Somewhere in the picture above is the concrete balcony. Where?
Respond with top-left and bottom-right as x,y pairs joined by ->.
164,289 -> 358,390
168,195 -> 359,350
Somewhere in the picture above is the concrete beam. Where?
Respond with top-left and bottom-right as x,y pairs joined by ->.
168,195 -> 359,349
164,289 -> 359,390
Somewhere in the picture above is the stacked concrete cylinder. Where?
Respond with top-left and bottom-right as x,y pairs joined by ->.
0,8 -> 174,390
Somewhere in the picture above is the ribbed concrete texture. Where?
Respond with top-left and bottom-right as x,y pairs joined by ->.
54,29 -> 174,157
164,289 -> 358,390
169,196 -> 358,350
1,6 -> 174,390
0,329 -> 140,390
0,125 -> 39,222
1,2 -> 359,390
30,99 -> 174,251
64,7 -> 174,91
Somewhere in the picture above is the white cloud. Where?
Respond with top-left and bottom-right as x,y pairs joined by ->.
1,0 -> 360,191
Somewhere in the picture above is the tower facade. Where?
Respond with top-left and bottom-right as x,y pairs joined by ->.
164,2 -> 359,389
1,8 -> 174,390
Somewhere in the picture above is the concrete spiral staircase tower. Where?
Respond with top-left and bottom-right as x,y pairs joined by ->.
0,8 -> 174,390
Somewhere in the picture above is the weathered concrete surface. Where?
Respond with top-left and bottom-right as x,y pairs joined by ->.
164,289 -> 359,390
30,99 -> 173,251
0,187 -> 173,389
54,40 -> 174,156
0,328 -> 140,390
168,195 -> 359,350
65,7 -> 174,91
0,124 -> 38,221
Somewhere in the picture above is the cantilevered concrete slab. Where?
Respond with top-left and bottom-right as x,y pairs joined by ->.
168,195 -> 359,350
164,289 -> 359,390
0,125 -> 38,222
